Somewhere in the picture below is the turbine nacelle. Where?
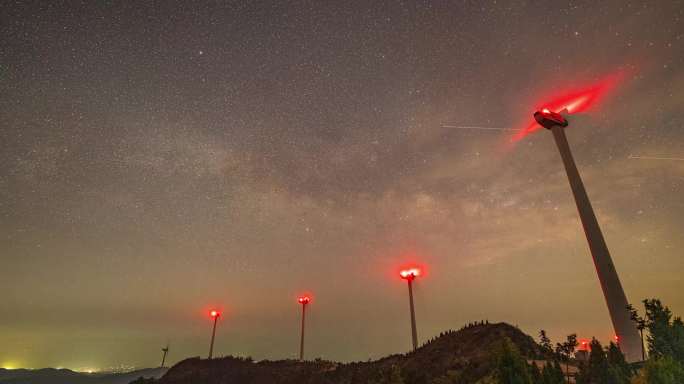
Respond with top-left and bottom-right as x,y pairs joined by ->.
534,108 -> 569,130
399,268 -> 421,281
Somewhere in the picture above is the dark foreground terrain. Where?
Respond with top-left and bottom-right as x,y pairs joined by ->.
0,367 -> 167,384
154,322 -> 542,384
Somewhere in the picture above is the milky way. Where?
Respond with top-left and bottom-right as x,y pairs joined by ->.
1,1 -> 683,370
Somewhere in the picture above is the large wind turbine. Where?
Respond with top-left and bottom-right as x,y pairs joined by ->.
444,74 -> 643,362
533,107 -> 641,362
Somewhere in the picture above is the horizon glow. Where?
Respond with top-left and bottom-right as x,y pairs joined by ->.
2,1 -> 682,370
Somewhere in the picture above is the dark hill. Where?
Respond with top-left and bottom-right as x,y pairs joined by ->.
0,367 -> 167,384
157,322 -> 543,384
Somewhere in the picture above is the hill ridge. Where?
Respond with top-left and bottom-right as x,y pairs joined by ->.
0,367 -> 167,384
158,322 -> 543,384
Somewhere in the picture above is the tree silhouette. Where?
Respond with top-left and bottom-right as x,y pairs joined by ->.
643,299 -> 684,363
641,355 -> 684,384
539,330 -> 553,356
541,360 -> 565,384
493,338 -> 533,384
575,339 -> 632,384
627,303 -> 647,361
606,342 -> 632,383
555,334 -> 578,383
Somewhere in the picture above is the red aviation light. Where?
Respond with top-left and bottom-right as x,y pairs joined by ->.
579,339 -> 591,351
210,310 -> 220,318
399,268 -> 421,280
512,72 -> 624,142
298,296 -> 311,305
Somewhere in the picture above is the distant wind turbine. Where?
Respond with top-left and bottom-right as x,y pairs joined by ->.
160,345 -> 169,368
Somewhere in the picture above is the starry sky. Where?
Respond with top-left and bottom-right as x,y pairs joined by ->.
1,1 -> 683,371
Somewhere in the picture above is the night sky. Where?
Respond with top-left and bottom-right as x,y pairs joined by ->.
1,1 -> 683,371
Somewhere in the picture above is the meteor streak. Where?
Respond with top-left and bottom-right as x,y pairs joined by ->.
628,155 -> 684,161
441,125 -> 521,131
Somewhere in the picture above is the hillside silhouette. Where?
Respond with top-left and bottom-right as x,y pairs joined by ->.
0,367 -> 167,384
155,322 -> 543,384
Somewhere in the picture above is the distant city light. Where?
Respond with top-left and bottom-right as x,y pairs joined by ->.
1,361 -> 18,370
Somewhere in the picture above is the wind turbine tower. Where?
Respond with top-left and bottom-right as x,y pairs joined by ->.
534,109 -> 642,362
297,295 -> 311,361
208,310 -> 221,359
160,345 -> 169,368
399,267 -> 422,351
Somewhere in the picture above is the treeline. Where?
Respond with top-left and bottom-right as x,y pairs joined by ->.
491,298 -> 684,384
629,299 -> 684,384
419,320 -> 491,347
129,301 -> 682,384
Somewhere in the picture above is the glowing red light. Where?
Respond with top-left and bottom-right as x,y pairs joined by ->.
578,339 -> 591,351
399,268 -> 421,280
298,296 -> 311,305
512,72 -> 624,142
210,310 -> 220,318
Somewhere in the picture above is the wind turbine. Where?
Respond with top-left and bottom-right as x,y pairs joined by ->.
297,295 -> 311,361
399,267 -> 422,351
208,310 -> 221,359
532,107 -> 641,362
443,74 -> 642,362
160,344 -> 169,368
